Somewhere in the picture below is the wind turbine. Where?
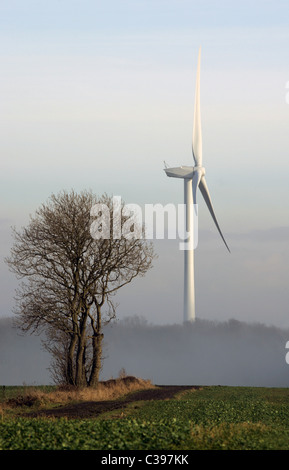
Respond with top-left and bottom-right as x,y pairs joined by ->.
164,47 -> 230,323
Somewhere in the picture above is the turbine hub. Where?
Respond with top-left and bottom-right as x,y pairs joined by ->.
193,165 -> 206,176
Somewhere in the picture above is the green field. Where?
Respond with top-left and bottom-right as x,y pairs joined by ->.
1,385 -> 289,450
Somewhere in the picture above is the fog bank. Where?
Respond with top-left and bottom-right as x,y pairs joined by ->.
0,317 -> 51,385
0,316 -> 289,387
101,317 -> 289,388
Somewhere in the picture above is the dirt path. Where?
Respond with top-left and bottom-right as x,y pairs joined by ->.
26,385 -> 197,419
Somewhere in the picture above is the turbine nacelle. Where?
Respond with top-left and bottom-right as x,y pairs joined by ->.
164,165 -> 205,180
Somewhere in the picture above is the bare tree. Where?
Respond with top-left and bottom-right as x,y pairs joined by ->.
6,190 -> 155,387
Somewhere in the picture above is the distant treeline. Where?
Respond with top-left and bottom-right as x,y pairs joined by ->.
102,316 -> 289,387
1,316 -> 289,387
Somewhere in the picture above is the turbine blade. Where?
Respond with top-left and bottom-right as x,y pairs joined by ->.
199,176 -> 230,252
192,168 -> 202,206
192,47 -> 202,166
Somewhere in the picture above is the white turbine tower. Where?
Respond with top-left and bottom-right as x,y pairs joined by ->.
164,47 -> 230,323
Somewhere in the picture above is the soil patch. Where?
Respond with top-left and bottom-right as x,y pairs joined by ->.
25,385 -> 198,419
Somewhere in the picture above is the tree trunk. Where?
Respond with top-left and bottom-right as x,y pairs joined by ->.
75,344 -> 86,387
89,332 -> 103,387
67,333 -> 77,385
75,310 -> 89,387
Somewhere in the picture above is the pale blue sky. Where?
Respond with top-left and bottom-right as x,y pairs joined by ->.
1,0 -> 289,327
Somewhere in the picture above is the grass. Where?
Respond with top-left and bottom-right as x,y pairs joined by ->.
1,383 -> 289,450
0,376 -> 153,410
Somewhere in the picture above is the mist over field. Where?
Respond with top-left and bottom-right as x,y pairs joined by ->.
0,317 -> 51,386
101,317 -> 289,387
0,316 -> 289,387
